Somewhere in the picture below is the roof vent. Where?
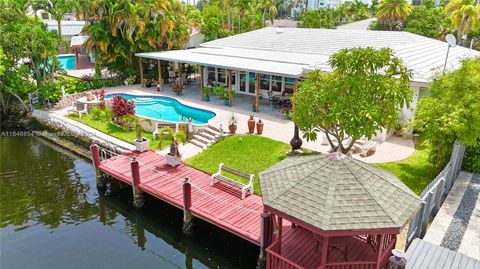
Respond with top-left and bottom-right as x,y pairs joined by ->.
327,152 -> 347,161
276,28 -> 285,34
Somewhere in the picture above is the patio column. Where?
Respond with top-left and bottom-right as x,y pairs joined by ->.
255,73 -> 260,112
376,234 -> 385,269
199,66 -> 204,100
321,236 -> 330,267
157,60 -> 163,91
74,47 -> 79,70
292,79 -> 298,110
139,58 -> 144,87
228,70 -> 233,107
277,216 -> 283,254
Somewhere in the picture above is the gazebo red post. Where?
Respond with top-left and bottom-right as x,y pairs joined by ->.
320,236 -> 329,268
376,234 -> 385,269
277,216 -> 283,254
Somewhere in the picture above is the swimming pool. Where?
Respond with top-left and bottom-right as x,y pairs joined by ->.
57,54 -> 76,70
106,94 -> 216,124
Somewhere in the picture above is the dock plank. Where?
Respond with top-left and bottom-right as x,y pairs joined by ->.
98,150 -> 263,245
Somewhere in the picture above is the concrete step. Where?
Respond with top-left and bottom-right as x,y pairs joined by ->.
198,131 -> 216,141
204,127 -> 221,139
190,139 -> 207,149
193,135 -> 211,146
207,124 -> 220,133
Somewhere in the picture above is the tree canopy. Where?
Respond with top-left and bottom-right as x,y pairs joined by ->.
412,57 -> 480,168
84,0 -> 193,74
376,0 -> 412,30
404,3 -> 448,38
291,47 -> 412,154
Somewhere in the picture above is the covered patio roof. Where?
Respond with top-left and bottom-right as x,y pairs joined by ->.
135,47 -> 317,77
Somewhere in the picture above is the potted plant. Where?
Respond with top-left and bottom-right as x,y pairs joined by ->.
202,87 -> 210,101
213,85 -> 225,100
282,108 -> 292,120
124,75 -> 136,85
228,113 -> 237,134
223,89 -> 236,106
172,83 -> 183,96
251,103 -> 256,112
123,115 -> 152,152
256,119 -> 264,135
247,114 -> 255,134
157,127 -> 187,167
145,79 -> 153,88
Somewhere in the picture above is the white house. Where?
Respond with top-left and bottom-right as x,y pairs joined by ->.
136,27 -> 480,123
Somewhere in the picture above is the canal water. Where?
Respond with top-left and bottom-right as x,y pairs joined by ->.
0,133 -> 258,269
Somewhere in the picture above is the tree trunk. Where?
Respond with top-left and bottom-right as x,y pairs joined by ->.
457,13 -> 467,41
57,18 -> 62,36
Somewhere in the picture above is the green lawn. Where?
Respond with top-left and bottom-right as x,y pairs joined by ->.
375,137 -> 437,195
66,113 -> 169,150
185,135 -> 291,194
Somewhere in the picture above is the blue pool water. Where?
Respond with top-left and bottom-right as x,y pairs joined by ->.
57,55 -> 76,70
106,94 -> 216,124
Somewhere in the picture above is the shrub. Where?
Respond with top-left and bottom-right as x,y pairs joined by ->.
110,95 -> 135,122
463,143 -> 480,173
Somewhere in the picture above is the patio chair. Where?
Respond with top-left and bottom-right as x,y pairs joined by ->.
360,141 -> 378,157
267,91 -> 280,110
67,102 -> 88,117
168,70 -> 177,83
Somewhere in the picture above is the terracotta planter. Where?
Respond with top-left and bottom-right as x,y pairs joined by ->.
248,117 -> 255,134
256,119 -> 264,135
229,124 -> 237,134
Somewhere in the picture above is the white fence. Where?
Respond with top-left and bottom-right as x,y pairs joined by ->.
406,140 -> 466,247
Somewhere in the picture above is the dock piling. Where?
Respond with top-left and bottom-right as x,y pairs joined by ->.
182,177 -> 193,234
90,144 -> 106,189
257,211 -> 272,269
131,157 -> 144,208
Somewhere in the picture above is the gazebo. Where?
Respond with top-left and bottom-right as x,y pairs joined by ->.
258,153 -> 422,269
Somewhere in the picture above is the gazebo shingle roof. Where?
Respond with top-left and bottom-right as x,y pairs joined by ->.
259,154 -> 422,231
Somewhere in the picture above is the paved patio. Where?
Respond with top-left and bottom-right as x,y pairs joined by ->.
98,82 -> 414,163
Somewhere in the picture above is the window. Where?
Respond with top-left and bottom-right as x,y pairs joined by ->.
260,74 -> 270,91
207,67 -> 215,84
271,75 -> 282,92
218,68 -> 226,84
284,77 -> 295,94
249,73 -> 256,94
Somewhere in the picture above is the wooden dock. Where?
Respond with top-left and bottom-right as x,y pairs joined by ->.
92,148 -> 264,245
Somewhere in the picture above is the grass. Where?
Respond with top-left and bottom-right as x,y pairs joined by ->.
66,113 -> 169,150
185,135 -> 291,194
375,137 -> 437,195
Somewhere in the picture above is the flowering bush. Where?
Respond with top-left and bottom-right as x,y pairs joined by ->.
93,88 -> 106,109
110,95 -> 135,123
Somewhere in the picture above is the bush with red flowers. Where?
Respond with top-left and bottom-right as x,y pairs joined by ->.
94,88 -> 107,109
110,95 -> 135,123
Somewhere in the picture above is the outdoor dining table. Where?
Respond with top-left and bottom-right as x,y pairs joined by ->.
273,94 -> 292,102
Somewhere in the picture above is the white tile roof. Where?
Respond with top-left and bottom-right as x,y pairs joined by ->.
137,27 -> 480,82
43,20 -> 85,36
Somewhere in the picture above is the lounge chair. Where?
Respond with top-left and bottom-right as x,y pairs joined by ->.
67,102 -> 88,117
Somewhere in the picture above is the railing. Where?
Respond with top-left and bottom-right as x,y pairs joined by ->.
406,140 -> 466,247
324,261 -> 377,269
266,240 -> 305,269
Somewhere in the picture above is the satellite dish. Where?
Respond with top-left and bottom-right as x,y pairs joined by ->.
446,34 -> 457,47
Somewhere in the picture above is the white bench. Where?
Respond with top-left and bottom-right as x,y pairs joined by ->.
211,163 -> 254,199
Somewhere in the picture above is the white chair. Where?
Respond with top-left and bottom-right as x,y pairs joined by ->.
67,102 -> 88,118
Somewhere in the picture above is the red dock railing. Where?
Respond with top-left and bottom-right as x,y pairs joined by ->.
266,240 -> 305,269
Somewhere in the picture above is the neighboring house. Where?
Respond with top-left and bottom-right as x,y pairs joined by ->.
43,19 -> 85,42
136,27 -> 480,122
187,28 -> 205,49
307,0 -> 372,9
266,19 -> 299,28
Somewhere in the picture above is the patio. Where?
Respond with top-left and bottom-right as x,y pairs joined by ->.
99,81 -> 414,163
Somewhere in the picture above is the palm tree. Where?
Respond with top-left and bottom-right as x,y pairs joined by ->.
30,0 -> 78,36
445,0 -> 480,42
376,0 -> 412,30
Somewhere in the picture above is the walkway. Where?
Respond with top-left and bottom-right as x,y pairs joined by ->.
99,83 -> 415,163
97,149 -> 264,245
406,238 -> 480,269
423,171 -> 480,260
